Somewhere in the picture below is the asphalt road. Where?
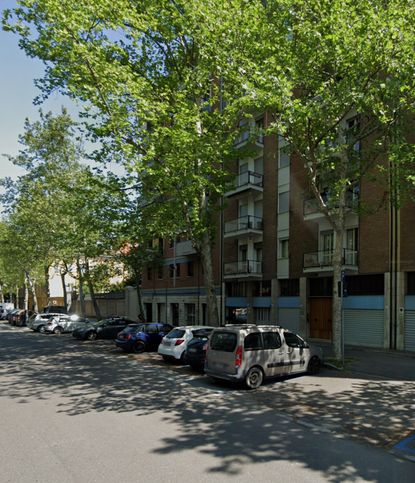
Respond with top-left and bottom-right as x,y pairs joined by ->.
0,323 -> 413,483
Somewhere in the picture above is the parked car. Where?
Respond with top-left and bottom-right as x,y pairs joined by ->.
14,309 -> 35,327
185,328 -> 214,371
158,325 -> 215,363
27,312 -> 65,332
7,309 -> 20,324
115,323 -> 173,353
73,316 -> 136,341
43,314 -> 90,334
0,303 -> 14,320
205,324 -> 323,389
42,305 -> 67,314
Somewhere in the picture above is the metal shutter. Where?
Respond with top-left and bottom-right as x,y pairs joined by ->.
344,309 -> 384,348
404,311 -> 415,352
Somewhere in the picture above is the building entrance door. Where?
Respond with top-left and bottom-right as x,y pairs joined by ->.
309,297 -> 332,340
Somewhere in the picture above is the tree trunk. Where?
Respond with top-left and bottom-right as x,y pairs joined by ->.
15,285 -> 19,309
76,259 -> 86,317
198,230 -> 219,326
25,271 -> 39,313
44,265 -> 50,303
85,260 -> 101,320
24,277 -> 29,324
331,226 -> 344,362
0,282 -> 4,304
134,270 -> 145,321
61,272 -> 68,309
331,184 -> 347,362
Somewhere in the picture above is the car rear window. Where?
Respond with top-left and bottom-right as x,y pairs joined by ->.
124,324 -> 143,333
192,329 -> 213,338
210,331 -> 237,352
166,329 -> 186,339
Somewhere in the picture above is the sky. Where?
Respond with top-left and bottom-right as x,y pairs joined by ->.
0,0 -> 81,180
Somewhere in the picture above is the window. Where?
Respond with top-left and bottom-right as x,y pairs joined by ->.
262,332 -> 282,349
347,274 -> 384,295
278,136 -> 290,168
210,331 -> 237,352
147,267 -> 152,281
255,117 -> 264,144
254,156 -> 263,174
279,239 -> 289,259
239,244 -> 247,262
279,279 -> 299,297
407,272 -> 415,295
278,191 -> 289,213
345,228 -> 358,265
158,266 -> 164,279
176,263 -> 181,277
226,282 -> 247,297
169,264 -> 175,278
146,324 -> 158,334
321,231 -> 334,265
254,307 -> 271,323
309,277 -> 333,297
284,332 -> 302,348
253,281 -> 271,297
347,116 -> 361,153
185,304 -> 196,325
187,261 -> 194,277
244,333 -> 263,351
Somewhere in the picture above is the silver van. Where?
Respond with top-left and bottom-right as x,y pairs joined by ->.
205,325 -> 322,389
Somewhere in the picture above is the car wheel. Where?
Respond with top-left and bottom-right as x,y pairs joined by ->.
39,325 -> 46,333
53,327 -> 63,335
245,366 -> 264,390
180,351 -> 187,364
133,340 -> 146,354
87,331 -> 97,341
162,355 -> 172,362
307,356 -> 321,375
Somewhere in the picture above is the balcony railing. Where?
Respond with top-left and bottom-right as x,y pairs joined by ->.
303,249 -> 358,270
236,170 -> 263,188
234,128 -> 264,147
224,260 -> 263,277
224,215 -> 263,235
303,191 -> 358,217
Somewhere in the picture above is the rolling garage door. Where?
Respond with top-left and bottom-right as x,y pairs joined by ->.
404,311 -> 415,352
344,309 -> 384,348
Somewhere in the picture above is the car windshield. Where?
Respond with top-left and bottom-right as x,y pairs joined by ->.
166,329 -> 185,339
210,331 -> 237,352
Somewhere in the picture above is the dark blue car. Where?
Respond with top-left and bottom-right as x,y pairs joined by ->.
115,323 -> 173,353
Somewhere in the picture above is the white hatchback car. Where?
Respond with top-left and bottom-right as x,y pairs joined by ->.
158,325 -> 215,362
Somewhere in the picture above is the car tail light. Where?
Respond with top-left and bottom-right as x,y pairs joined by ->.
203,342 -> 208,352
175,339 -> 184,346
235,345 -> 243,368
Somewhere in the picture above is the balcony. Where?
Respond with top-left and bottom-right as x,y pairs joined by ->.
175,240 -> 197,256
234,127 -> 264,149
225,170 -> 263,198
303,191 -> 358,221
224,215 -> 263,239
224,260 -> 263,279
303,249 -> 358,272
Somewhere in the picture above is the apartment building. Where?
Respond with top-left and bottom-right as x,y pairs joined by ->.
140,113 -> 415,353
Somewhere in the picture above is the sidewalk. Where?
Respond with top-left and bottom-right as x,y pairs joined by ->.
316,342 -> 415,381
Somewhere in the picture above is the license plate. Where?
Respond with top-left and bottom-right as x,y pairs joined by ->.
188,348 -> 197,353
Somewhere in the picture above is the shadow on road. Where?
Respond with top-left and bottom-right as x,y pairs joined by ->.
1,324 -> 413,481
